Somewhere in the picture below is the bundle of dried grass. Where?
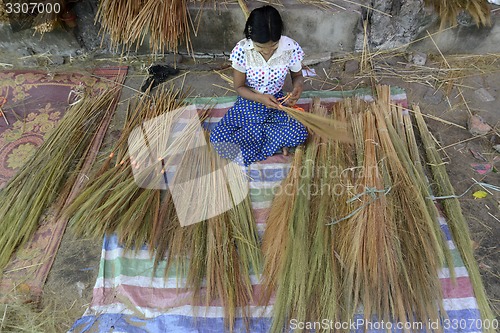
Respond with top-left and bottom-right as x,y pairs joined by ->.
95,0 -> 192,54
95,0 -> 144,51
335,89 -> 451,325
424,0 -> 491,28
264,88 -> 457,330
65,86 -> 261,330
263,101 -> 350,331
414,105 -> 496,331
261,145 -> 303,304
128,0 -> 191,54
161,131 -> 260,330
65,85 -> 187,248
0,88 -> 118,272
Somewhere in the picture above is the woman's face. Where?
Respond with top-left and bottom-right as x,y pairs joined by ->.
253,40 -> 279,57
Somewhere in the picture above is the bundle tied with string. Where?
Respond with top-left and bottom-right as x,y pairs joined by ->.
263,87 -> 456,331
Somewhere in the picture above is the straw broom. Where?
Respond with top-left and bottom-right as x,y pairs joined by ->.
304,111 -> 345,325
224,74 -> 354,143
336,110 -> 402,324
424,0 -> 491,28
0,88 -> 118,272
333,95 -> 448,327
65,87 -> 260,329
414,105 -> 496,331
158,131 -> 259,331
274,104 -> 353,143
269,133 -> 317,332
264,101 -> 346,331
378,86 -> 455,278
372,102 -> 446,326
261,145 -> 304,305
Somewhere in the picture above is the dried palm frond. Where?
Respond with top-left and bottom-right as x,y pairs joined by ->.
0,88 -> 118,272
414,105 -> 496,331
424,0 -> 491,28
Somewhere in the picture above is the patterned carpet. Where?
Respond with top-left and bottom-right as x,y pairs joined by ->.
0,66 -> 128,299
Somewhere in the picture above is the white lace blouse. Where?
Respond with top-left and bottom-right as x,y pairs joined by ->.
230,36 -> 304,95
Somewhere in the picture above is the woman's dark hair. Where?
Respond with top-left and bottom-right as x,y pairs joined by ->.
244,6 -> 283,43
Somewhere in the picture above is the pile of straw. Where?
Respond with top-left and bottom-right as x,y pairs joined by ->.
0,88 -> 118,272
261,86 -> 471,331
424,0 -> 491,28
96,0 -> 192,54
0,293 -> 83,332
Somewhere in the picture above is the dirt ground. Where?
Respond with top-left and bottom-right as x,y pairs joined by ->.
1,48 -> 498,330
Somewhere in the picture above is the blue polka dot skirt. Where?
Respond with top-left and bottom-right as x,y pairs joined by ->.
210,91 -> 308,166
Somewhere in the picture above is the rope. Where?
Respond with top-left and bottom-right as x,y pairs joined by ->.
327,186 -> 391,226
427,181 -> 500,200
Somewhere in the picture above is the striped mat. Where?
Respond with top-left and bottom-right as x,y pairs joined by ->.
69,88 -> 482,333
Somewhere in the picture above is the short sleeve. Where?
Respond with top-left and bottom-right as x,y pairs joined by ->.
230,43 -> 246,73
289,41 -> 304,72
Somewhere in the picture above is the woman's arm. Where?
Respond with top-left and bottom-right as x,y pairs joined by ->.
288,70 -> 304,106
233,69 -> 280,109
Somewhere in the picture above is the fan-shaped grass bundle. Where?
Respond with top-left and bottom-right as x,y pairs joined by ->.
0,88 -> 118,272
65,86 -> 262,330
263,101 -> 351,332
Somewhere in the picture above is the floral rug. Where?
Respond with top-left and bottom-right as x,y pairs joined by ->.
0,68 -> 125,188
0,67 -> 128,299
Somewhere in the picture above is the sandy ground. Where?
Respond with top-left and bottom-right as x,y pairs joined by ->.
2,50 -> 497,329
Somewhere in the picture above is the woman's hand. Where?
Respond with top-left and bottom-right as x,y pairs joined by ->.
258,94 -> 280,109
288,70 -> 304,106
287,84 -> 303,106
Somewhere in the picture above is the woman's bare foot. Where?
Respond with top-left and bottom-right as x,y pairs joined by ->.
283,147 -> 289,156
